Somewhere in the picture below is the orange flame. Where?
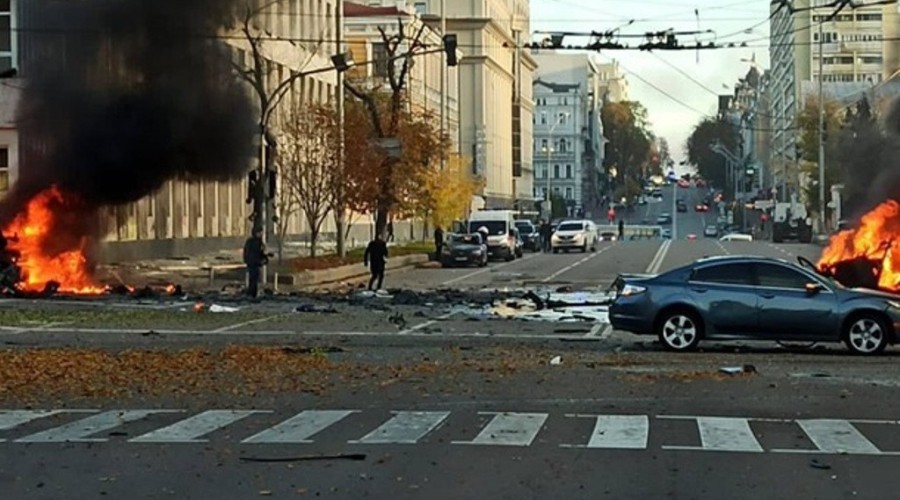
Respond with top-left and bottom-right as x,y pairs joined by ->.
818,200 -> 900,292
4,186 -> 105,294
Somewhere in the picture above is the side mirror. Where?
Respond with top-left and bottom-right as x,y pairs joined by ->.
805,283 -> 823,295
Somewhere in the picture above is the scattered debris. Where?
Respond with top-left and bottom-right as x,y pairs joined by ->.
549,355 -> 562,366
719,365 -> 757,375
141,330 -> 161,337
208,304 -> 240,313
240,454 -> 367,463
281,346 -> 345,355
809,459 -> 831,470
392,290 -> 422,306
294,304 -> 338,314
389,312 -> 407,329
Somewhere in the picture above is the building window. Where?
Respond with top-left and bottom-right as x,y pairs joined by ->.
0,0 -> 14,72
413,2 -> 427,14
540,112 -> 547,125
553,165 -> 560,178
558,112 -> 567,124
562,97 -> 568,105
565,164 -> 572,179
857,13 -> 881,21
372,42 -> 388,78
0,147 -> 8,191
557,139 -> 567,153
565,187 -> 573,200
553,186 -> 561,195
540,139 -> 548,150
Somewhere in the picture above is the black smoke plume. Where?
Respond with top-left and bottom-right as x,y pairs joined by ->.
1,0 -> 256,227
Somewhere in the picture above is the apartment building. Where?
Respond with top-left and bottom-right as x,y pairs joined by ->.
4,0 -> 340,259
342,1 -> 460,150
531,51 -> 609,217
412,0 -> 537,210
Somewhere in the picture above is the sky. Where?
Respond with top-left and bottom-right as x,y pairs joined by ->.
531,0 -> 772,170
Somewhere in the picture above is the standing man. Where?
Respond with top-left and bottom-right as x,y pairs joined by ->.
434,225 -> 445,257
618,219 -> 625,240
243,228 -> 267,298
539,220 -> 552,252
364,233 -> 389,291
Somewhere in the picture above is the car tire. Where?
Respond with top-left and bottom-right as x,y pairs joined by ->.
657,309 -> 703,351
581,244 -> 587,253
552,248 -> 558,254
843,314 -> 889,355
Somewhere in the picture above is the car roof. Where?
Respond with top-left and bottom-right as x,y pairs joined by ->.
694,255 -> 794,266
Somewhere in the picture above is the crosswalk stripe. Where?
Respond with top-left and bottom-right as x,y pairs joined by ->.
130,410 -> 267,443
15,410 -> 177,443
350,411 -> 449,444
793,419 -> 881,455
454,412 -> 548,447
663,417 -> 763,452
242,410 -> 358,444
563,414 -> 649,449
0,410 -> 75,439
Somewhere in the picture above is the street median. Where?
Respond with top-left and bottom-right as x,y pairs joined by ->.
276,254 -> 430,287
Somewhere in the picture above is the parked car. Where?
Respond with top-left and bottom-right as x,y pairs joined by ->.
661,228 -> 672,239
610,255 -> 900,355
656,213 -> 672,225
551,220 -> 599,253
703,225 -> 719,238
695,203 -> 709,212
469,210 -> 517,261
440,233 -> 488,268
676,201 -> 687,213
514,220 -> 540,251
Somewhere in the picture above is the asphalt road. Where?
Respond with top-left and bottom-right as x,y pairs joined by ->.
3,185 -> 897,499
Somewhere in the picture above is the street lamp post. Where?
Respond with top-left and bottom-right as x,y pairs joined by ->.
817,19 -> 826,234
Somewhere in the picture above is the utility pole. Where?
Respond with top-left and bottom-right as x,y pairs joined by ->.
817,18 -> 826,234
439,0 -> 446,170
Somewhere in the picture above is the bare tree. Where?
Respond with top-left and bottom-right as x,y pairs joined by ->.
280,104 -> 335,258
343,19 -> 429,237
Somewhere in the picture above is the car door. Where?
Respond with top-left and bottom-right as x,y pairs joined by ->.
753,263 -> 837,338
687,263 -> 758,336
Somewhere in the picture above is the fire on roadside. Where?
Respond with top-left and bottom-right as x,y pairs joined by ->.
817,200 -> 900,292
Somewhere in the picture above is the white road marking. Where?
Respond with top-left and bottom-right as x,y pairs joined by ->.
0,410 -> 94,442
350,411 -> 449,444
790,419 -> 881,455
439,253 -> 539,286
399,311 -> 456,335
213,314 -> 290,333
715,241 -> 731,255
562,414 -> 649,449
645,239 -> 672,274
242,410 -> 358,444
664,417 -> 763,453
585,323 -> 607,338
454,412 -> 548,447
541,245 -> 613,283
130,410 -> 267,443
5,321 -> 75,335
15,410 -> 179,443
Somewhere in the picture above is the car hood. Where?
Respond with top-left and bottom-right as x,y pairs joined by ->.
554,230 -> 585,237
841,287 -> 900,301
447,243 -> 482,252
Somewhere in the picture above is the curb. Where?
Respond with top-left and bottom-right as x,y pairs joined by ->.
276,254 -> 429,287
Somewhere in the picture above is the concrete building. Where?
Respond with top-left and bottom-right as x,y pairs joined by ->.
414,0 -> 537,210
729,65 -> 771,195
342,1 -> 460,150
530,51 -> 609,217
2,0 -> 342,260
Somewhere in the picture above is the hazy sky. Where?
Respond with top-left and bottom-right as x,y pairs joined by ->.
531,0 -> 771,168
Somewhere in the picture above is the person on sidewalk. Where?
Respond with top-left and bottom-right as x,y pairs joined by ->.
364,233 -> 389,291
243,229 -> 268,298
618,219 -> 625,240
433,226 -> 444,258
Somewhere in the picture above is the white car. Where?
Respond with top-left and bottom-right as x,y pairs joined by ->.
551,220 -> 598,253
719,233 -> 753,242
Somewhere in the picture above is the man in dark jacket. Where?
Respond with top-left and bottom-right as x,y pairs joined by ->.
364,234 -> 389,291
539,220 -> 552,252
434,226 -> 444,257
243,229 -> 267,298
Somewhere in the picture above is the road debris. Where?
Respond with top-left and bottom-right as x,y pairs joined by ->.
809,459 -> 831,470
719,365 -> 757,375
294,304 -> 338,314
549,355 -> 562,365
240,454 -> 367,463
208,304 -> 240,313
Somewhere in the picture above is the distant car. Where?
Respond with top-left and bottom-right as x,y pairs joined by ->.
600,231 -> 617,241
637,196 -> 647,205
661,229 -> 672,239
610,255 -> 900,355
695,204 -> 709,212
440,233 -> 488,268
719,233 -> 753,242
551,220 -> 599,253
656,213 -> 672,225
676,201 -> 687,213
514,220 -> 540,251
703,226 -> 719,238
686,234 -> 697,240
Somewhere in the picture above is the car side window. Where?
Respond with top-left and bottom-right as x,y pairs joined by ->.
754,264 -> 811,290
691,263 -> 754,285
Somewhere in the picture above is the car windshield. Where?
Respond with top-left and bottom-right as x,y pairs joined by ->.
514,221 -> 534,233
469,221 -> 507,235
557,222 -> 585,232
450,234 -> 481,245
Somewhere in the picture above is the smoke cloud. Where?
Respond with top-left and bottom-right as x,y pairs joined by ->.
1,0 -> 256,225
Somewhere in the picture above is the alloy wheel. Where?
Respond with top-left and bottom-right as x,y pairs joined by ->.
847,317 -> 887,355
661,314 -> 699,350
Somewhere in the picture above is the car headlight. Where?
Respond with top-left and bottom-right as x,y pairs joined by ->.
887,300 -> 900,310
472,249 -> 483,255
620,284 -> 647,297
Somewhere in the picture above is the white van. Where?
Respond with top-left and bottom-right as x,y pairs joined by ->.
468,210 -> 518,261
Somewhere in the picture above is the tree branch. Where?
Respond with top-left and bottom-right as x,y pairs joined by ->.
344,80 -> 384,138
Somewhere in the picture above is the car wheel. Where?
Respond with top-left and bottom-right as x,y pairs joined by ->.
844,314 -> 889,355
582,244 -> 587,253
552,248 -> 559,254
657,310 -> 702,351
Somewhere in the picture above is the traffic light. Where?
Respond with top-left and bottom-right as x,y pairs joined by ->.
443,34 -> 458,67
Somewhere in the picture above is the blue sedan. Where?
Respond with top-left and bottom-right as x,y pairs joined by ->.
609,255 -> 900,355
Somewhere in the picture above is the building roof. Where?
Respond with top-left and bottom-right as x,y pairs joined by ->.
344,2 -> 408,17
534,78 -> 580,92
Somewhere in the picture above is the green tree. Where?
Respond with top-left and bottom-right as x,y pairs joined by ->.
550,192 -> 568,219
602,101 -> 653,191
796,96 -> 843,218
686,117 -> 738,193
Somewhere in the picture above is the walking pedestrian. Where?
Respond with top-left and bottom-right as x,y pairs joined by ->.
539,220 -> 552,252
434,226 -> 445,256
386,220 -> 395,242
242,228 -> 268,298
618,219 -> 625,240
364,233 -> 389,291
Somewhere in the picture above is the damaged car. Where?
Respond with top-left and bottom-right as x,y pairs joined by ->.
440,233 -> 488,268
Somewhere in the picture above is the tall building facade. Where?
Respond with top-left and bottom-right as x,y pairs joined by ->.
531,51 -> 608,217
415,0 -> 537,210
2,0 -> 340,259
342,1 -> 460,151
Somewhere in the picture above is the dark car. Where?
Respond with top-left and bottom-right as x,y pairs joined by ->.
676,201 -> 687,213
609,255 -> 900,355
440,233 -> 488,268
656,213 -> 672,225
514,220 -> 540,251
